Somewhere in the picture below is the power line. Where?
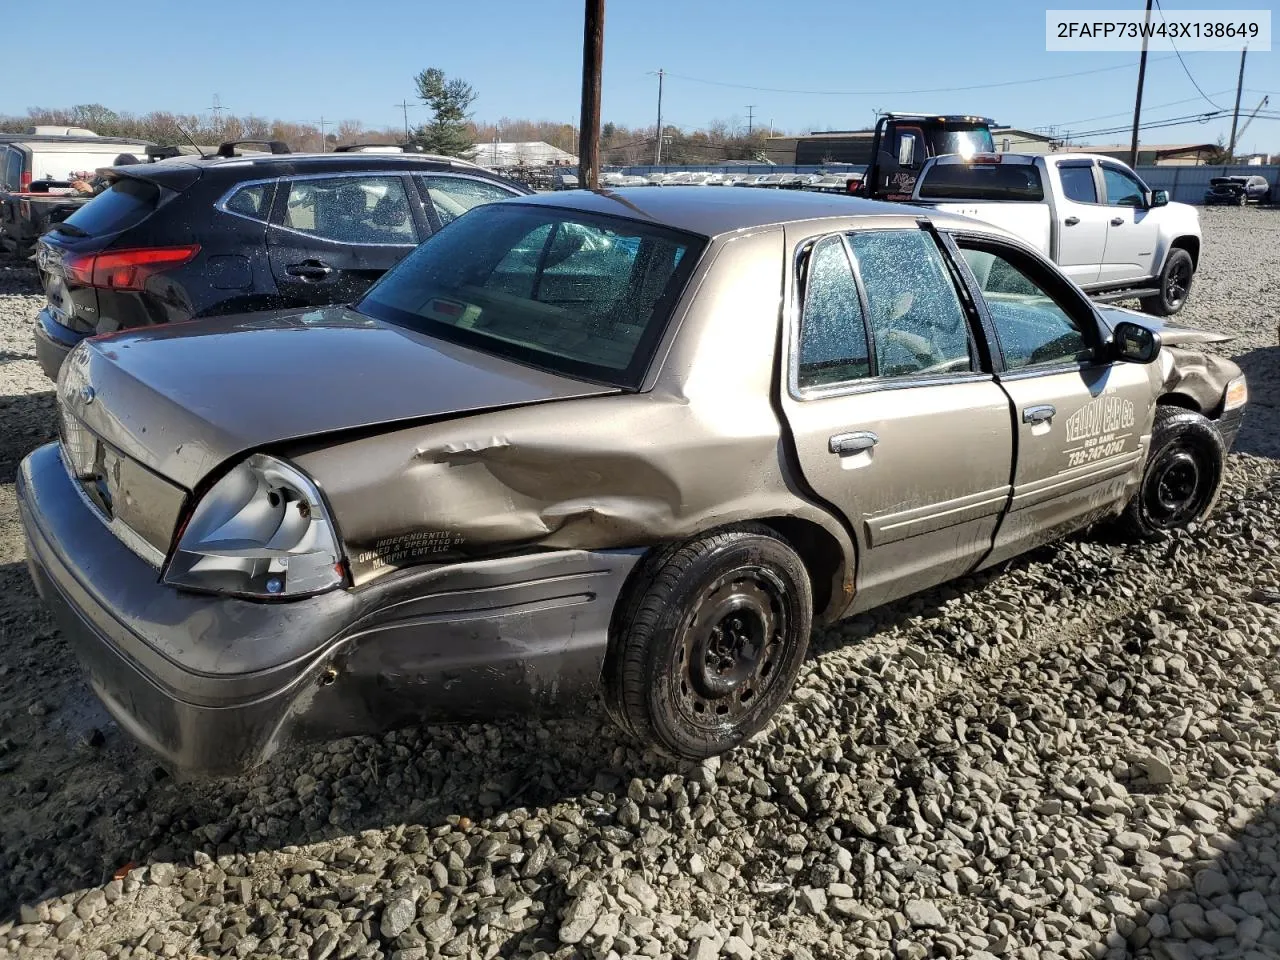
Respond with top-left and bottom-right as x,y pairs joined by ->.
660,56 -> 1178,98
1154,0 -> 1225,110
1054,90 -> 1234,127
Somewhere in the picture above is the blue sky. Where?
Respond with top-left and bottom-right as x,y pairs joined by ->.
4,0 -> 1276,151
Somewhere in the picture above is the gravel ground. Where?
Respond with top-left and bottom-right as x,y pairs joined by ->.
1,208 -> 1279,960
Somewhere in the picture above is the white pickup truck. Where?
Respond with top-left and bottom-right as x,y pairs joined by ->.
910,152 -> 1202,316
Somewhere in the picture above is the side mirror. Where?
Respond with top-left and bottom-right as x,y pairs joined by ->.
1149,189 -> 1169,207
1112,320 -> 1162,364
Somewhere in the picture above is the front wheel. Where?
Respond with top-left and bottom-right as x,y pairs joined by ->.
603,527 -> 812,759
1117,406 -> 1224,539
1139,247 -> 1195,317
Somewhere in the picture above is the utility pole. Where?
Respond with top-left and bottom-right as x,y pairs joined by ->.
209,94 -> 226,137
394,100 -> 413,139
1127,0 -> 1153,168
1227,46 -> 1248,160
654,68 -> 665,164
746,105 -> 755,138
578,0 -> 605,189
316,117 -> 332,153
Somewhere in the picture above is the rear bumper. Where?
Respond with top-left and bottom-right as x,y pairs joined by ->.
33,307 -> 87,381
18,442 -> 641,775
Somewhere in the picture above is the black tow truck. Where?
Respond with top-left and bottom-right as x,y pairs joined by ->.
852,112 -> 996,200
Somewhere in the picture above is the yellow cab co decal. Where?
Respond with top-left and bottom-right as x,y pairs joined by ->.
1063,395 -> 1135,468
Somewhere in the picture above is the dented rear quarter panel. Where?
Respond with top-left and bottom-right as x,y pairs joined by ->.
287,227 -> 858,619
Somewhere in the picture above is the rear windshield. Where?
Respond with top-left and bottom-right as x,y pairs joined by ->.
917,162 -> 1045,201
357,204 -> 704,388
61,177 -> 160,236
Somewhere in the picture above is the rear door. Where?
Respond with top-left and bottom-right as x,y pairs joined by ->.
266,173 -> 423,307
779,225 -> 1015,613
948,233 -> 1155,569
1050,159 -> 1107,286
1097,162 -> 1159,285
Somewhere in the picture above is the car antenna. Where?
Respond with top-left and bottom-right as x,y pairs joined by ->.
174,122 -> 208,158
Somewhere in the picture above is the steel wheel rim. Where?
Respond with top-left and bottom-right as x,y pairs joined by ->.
673,568 -> 788,732
1166,259 -> 1191,307
1144,445 -> 1209,527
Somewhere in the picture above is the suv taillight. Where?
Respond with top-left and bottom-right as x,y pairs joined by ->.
61,246 -> 200,292
19,171 -> 31,191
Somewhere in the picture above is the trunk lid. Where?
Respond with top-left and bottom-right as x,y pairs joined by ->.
60,305 -> 621,490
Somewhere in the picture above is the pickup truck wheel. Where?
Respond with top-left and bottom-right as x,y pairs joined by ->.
1118,406 -> 1224,539
1140,248 -> 1194,317
603,527 -> 812,759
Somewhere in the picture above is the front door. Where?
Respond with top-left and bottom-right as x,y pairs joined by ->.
780,226 -> 1015,613
1097,162 -> 1160,285
267,174 -> 423,307
949,235 -> 1156,568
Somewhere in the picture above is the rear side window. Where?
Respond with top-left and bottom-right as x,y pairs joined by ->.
1058,164 -> 1097,203
222,183 -> 271,221
61,177 -> 160,236
797,236 -> 870,388
281,176 -> 419,245
917,163 -> 1044,201
417,175 -> 519,226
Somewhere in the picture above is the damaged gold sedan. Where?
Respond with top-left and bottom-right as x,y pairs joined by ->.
18,188 -> 1246,774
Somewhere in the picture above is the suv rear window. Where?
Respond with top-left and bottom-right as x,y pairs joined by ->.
60,177 -> 160,236
917,163 -> 1045,201
357,204 -> 703,388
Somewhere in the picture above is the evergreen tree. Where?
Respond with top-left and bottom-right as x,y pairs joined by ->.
412,68 -> 477,156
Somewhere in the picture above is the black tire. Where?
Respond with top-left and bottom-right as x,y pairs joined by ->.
1238,194 -> 1248,207
602,526 -> 812,759
1139,247 -> 1195,317
1118,406 -> 1224,539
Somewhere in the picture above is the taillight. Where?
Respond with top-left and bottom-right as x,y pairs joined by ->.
58,246 -> 199,292
19,171 -> 31,191
63,252 -> 97,285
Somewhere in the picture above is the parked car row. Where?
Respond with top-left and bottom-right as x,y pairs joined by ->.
582,170 -> 864,191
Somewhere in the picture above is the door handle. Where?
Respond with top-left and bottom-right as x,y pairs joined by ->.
1064,216 -> 1080,226
1022,404 -> 1056,425
286,259 -> 334,280
1110,217 -> 1124,226
829,431 -> 879,455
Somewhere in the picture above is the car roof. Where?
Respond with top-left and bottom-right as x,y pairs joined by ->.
507,186 -> 957,238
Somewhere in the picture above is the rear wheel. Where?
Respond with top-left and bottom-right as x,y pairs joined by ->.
1140,247 -> 1195,317
603,527 -> 812,759
1118,406 -> 1224,539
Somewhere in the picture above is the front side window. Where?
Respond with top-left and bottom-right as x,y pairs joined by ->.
281,176 -> 418,244
847,230 -> 973,377
1058,163 -> 1098,204
797,236 -> 870,388
959,244 -> 1093,370
1101,165 -> 1146,207
418,175 -> 519,226
357,204 -> 702,387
